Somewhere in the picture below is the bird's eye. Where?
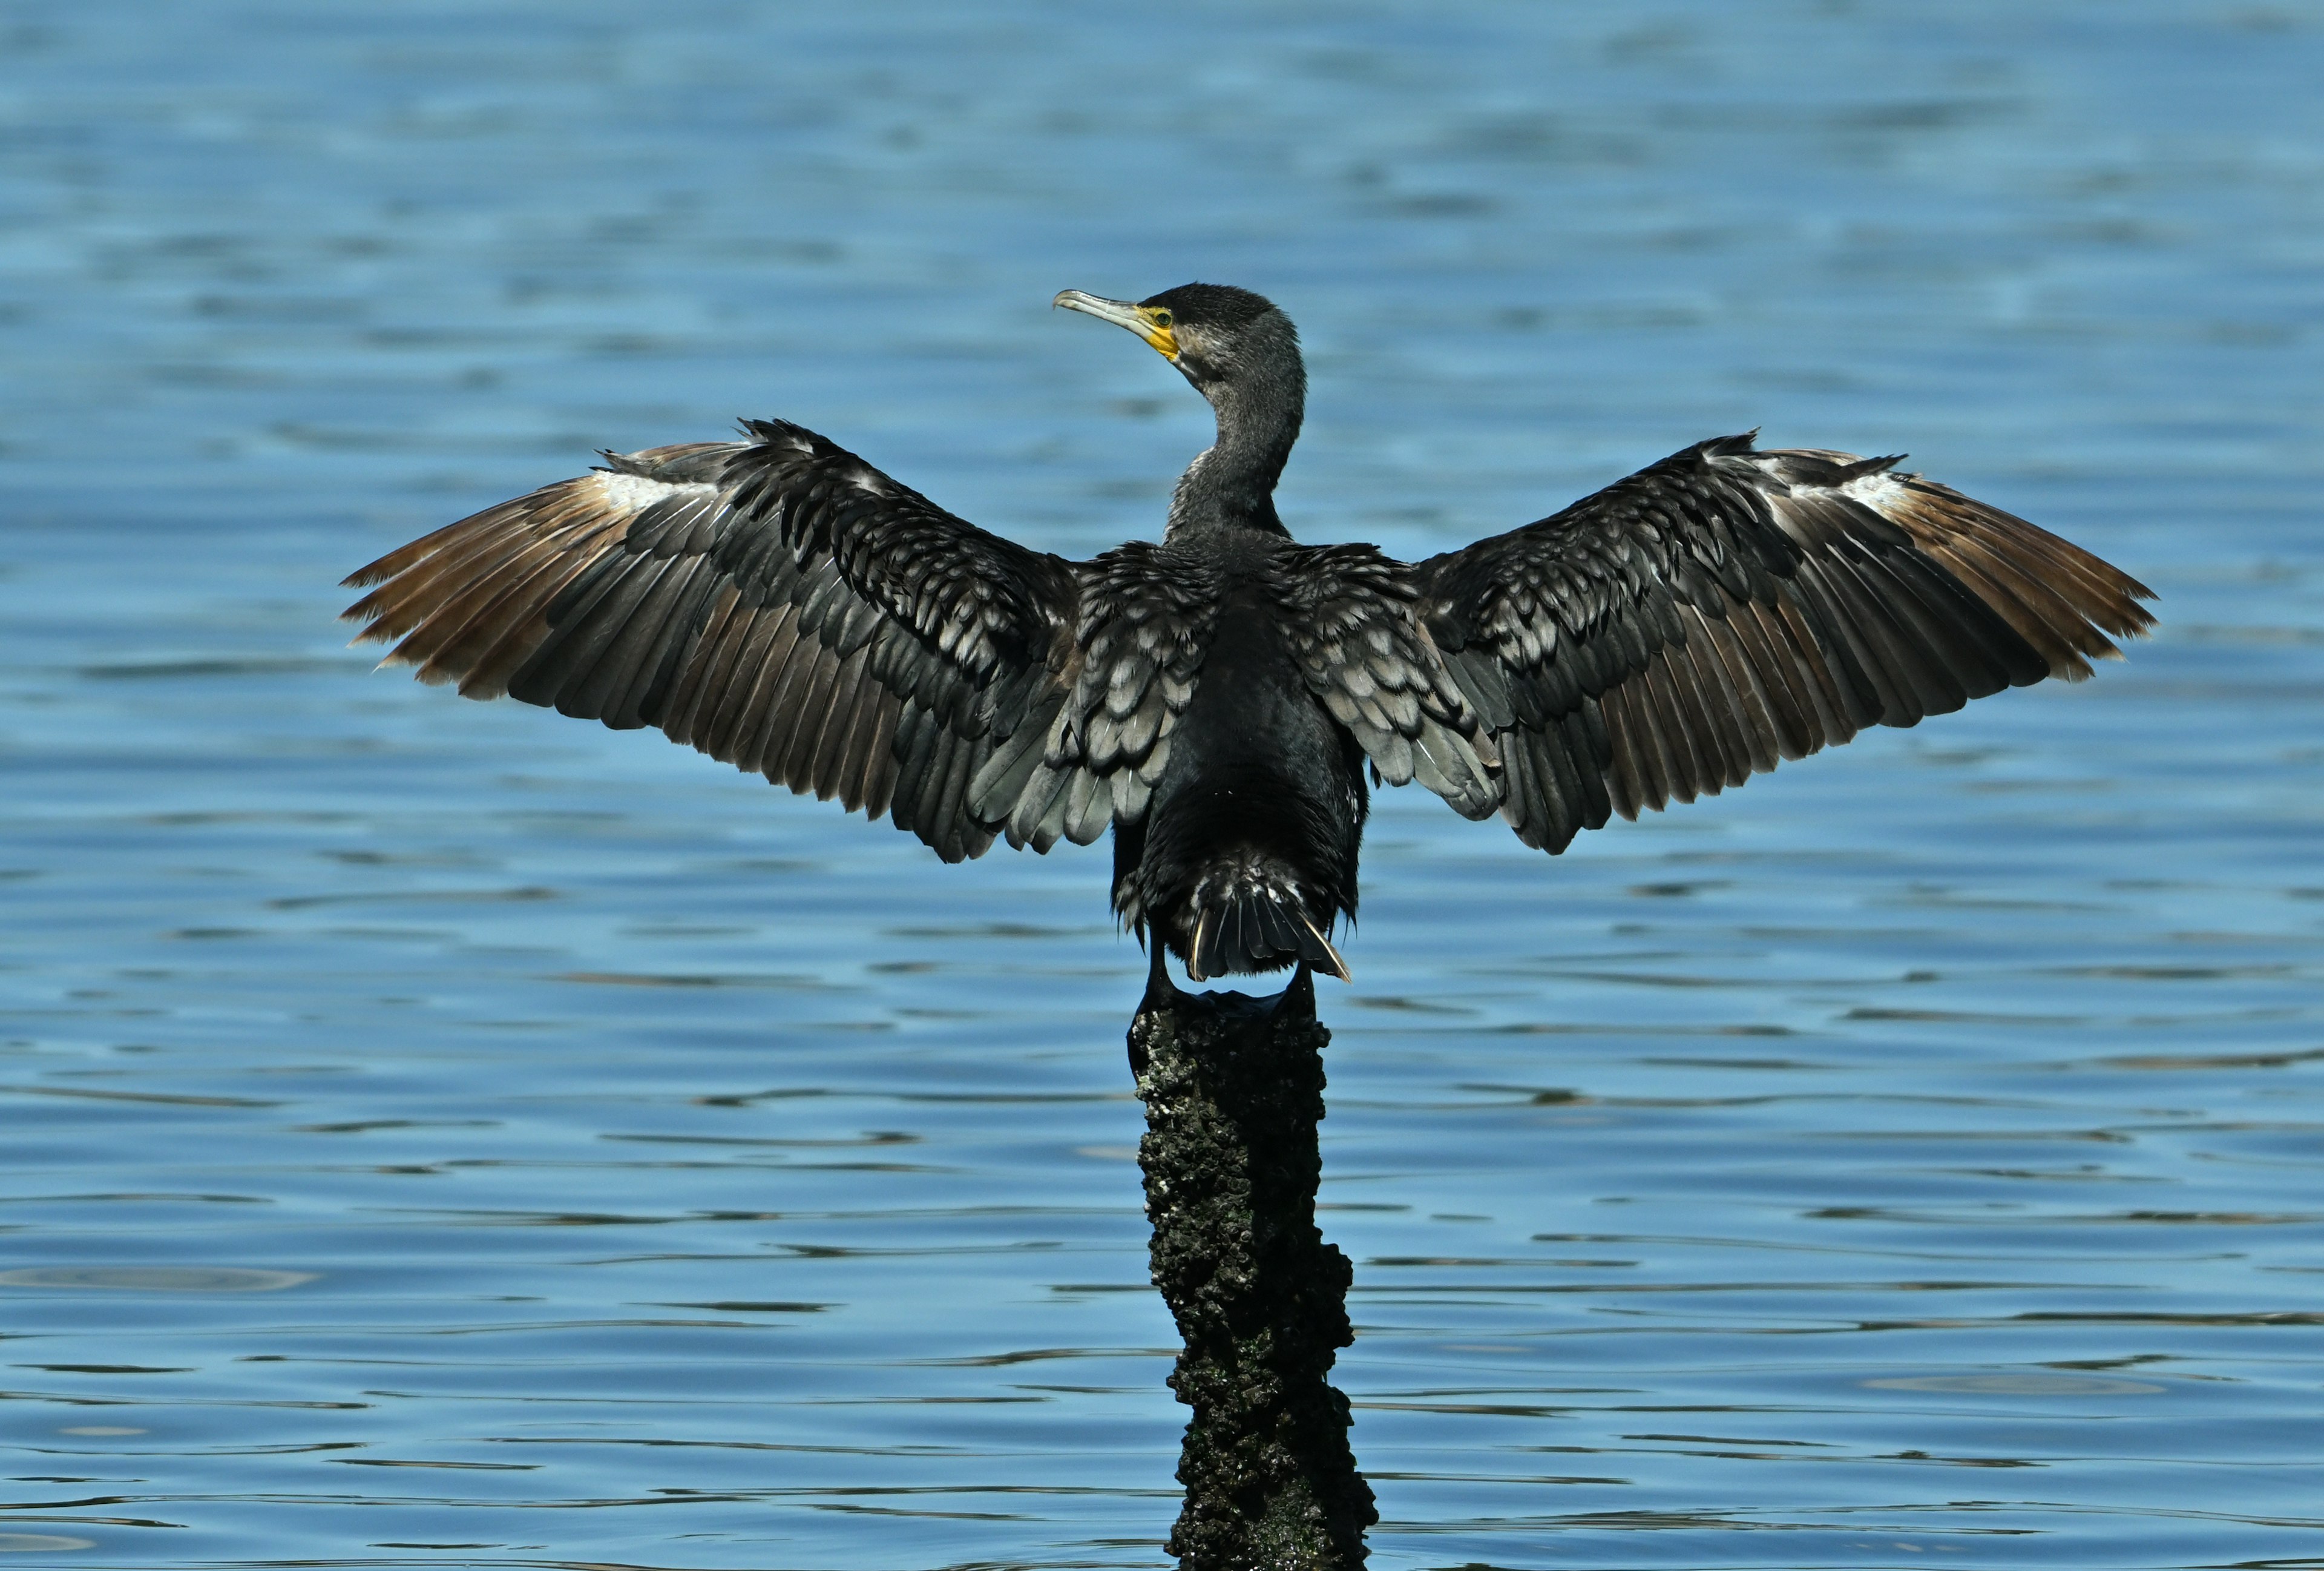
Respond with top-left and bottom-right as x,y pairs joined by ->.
1151,310 -> 1173,328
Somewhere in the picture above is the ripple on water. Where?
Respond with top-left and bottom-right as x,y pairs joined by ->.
0,1268 -> 318,1293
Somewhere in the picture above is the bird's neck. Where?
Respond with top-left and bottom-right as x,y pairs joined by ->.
1166,378 -> 1303,541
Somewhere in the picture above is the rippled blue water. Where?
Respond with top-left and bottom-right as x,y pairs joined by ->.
4,4 -> 2322,1567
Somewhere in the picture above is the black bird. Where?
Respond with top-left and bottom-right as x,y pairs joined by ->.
342,283 -> 2153,991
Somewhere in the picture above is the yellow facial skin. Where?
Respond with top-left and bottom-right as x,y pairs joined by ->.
1054,291 -> 1180,362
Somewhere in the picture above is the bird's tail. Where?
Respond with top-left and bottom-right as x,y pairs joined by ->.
1185,854 -> 1350,984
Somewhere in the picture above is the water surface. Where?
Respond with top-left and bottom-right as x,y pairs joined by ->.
4,4 -> 2322,1567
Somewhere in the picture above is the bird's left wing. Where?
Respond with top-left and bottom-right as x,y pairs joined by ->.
341,420 -> 1080,862
1407,435 -> 2155,853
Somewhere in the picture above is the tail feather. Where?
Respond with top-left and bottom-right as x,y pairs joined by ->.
1298,914 -> 1352,984
1186,878 -> 1350,984
1253,898 -> 1299,960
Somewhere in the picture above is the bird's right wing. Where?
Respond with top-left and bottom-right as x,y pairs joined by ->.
1410,434 -> 2155,853
341,420 -> 1080,862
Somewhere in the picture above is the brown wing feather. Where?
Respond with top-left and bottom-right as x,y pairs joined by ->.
1415,433 -> 2154,852
341,424 -> 1080,862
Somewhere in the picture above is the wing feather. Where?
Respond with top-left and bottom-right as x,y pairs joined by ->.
1279,544 -> 1498,819
1684,607 -> 1772,778
994,540 -> 1216,852
342,425 -> 1080,861
716,605 -> 797,771
890,704 -> 944,837
1603,681 -> 1652,819
775,637 -> 844,790
405,549 -> 579,692
813,647 -> 876,802
856,696 -> 902,820
559,553 -> 688,725
738,609 -> 815,776
834,671 -> 894,812
1655,643 -> 1721,797
1722,600 -> 1815,760
660,582 -> 747,748
1412,434 -> 2153,852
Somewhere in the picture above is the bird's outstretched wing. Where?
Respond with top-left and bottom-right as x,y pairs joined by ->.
1407,434 -> 2156,853
341,420 -> 1080,862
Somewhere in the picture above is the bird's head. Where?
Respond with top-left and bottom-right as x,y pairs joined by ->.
1054,283 -> 1301,409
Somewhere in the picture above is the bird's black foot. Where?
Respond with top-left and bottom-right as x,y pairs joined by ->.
1140,940 -> 1184,1015
1273,960 -> 1316,1023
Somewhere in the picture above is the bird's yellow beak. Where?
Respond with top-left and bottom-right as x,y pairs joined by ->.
1054,290 -> 1180,361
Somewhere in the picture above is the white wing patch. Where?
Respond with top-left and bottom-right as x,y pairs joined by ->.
1837,469 -> 1908,510
589,469 -> 715,513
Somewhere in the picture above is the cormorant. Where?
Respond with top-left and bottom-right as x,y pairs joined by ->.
342,283 -> 2153,990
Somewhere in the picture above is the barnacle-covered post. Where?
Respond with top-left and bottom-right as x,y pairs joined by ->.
1129,969 -> 1374,1570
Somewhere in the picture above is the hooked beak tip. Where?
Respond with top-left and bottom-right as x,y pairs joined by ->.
1054,289 -> 1179,360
